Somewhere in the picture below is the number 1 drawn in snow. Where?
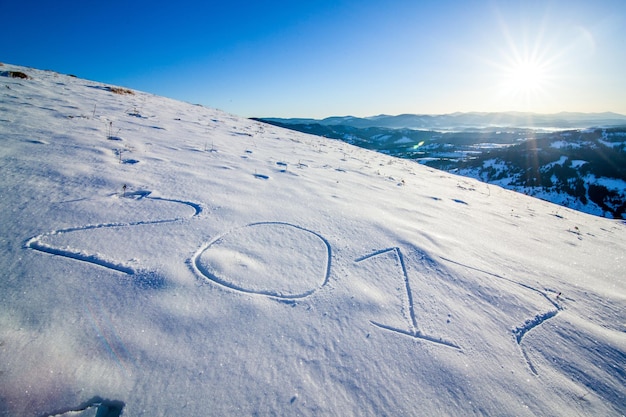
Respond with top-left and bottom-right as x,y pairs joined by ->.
356,248 -> 460,350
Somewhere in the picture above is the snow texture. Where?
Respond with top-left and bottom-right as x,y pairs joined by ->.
1,64 -> 625,416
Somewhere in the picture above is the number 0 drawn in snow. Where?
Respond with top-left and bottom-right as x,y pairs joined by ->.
193,222 -> 331,299
356,248 -> 460,350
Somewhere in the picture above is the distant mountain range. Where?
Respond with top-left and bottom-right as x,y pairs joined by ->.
259,111 -> 626,131
255,113 -> 626,218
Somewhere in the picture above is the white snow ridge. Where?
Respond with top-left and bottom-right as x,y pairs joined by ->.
1,64 -> 625,416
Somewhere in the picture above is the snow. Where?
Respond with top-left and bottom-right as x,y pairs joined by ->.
393,136 -> 412,144
599,139 -> 626,149
1,64 -> 625,417
542,155 -> 568,170
550,140 -> 584,149
482,158 -> 507,170
584,175 -> 626,192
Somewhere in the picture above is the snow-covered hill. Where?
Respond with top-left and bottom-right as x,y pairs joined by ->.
1,64 -> 625,417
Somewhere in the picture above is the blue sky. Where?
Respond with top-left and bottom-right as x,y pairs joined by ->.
3,0 -> 625,118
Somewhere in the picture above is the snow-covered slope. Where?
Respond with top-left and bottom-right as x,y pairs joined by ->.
1,64 -> 625,417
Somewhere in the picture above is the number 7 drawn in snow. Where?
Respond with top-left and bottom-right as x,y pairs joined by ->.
355,247 -> 460,350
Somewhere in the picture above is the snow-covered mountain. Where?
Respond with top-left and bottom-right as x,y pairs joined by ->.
1,64 -> 625,417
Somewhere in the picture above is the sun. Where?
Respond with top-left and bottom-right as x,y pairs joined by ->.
486,45 -> 558,112
482,11 -> 571,113
503,58 -> 548,95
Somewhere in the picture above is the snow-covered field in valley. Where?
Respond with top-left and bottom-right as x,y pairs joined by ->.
1,64 -> 625,416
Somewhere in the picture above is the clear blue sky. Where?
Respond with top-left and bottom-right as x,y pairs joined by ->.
3,0 -> 625,118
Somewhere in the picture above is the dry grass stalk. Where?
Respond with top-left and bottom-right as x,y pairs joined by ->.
106,86 -> 134,95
